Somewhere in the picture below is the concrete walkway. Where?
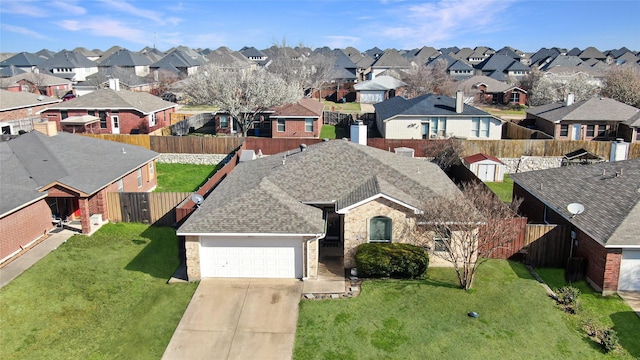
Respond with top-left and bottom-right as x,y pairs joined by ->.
162,278 -> 303,360
0,229 -> 76,289
618,291 -> 640,317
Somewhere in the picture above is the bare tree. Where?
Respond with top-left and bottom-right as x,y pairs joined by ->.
602,66 -> 640,107
182,64 -> 302,136
304,53 -> 340,100
413,182 -> 523,290
403,59 -> 455,98
146,69 -> 180,96
529,73 -> 599,106
422,138 -> 463,171
265,39 -> 309,91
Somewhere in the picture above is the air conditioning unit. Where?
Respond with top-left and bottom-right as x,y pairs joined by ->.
430,133 -> 438,139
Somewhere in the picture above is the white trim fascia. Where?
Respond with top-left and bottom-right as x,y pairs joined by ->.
270,116 -> 320,119
0,194 -> 49,219
177,232 -> 324,237
5,100 -> 61,113
336,193 -> 420,215
605,244 -> 640,249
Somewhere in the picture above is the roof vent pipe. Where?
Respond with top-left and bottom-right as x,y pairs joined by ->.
300,143 -> 307,152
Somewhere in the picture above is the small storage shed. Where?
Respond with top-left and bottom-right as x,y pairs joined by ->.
463,153 -> 506,182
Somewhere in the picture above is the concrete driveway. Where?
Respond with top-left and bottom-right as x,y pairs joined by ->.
162,278 -> 303,360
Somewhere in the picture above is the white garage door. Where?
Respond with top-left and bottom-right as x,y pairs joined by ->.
618,250 -> 640,291
360,91 -> 384,104
200,237 -> 303,278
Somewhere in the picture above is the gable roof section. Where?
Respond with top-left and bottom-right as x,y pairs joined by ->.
0,52 -> 43,67
528,98 -> 639,123
178,140 -> 460,235
271,98 -> 324,118
463,153 -> 504,165
353,75 -> 406,91
39,88 -> 176,114
0,65 -> 26,77
0,90 -> 61,111
5,72 -> 73,87
510,159 -> 640,246
40,50 -> 97,69
372,49 -> 411,68
0,141 -> 46,217
373,94 -> 494,122
4,131 -> 158,197
98,49 -> 152,67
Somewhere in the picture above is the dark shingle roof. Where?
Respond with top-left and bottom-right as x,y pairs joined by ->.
0,65 -> 26,77
98,49 -> 152,67
0,52 -> 43,67
1,131 -> 158,214
374,94 -> 492,121
40,50 -> 97,69
178,140 -> 460,235
527,98 -> 639,123
511,159 -> 640,246
372,49 -> 411,68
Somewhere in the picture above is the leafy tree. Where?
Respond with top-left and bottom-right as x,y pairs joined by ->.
602,66 -> 640,107
181,65 -> 301,136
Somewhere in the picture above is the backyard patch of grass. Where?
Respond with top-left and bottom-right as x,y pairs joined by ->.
320,125 -> 350,139
322,100 -> 361,113
294,260 -> 617,359
155,162 -> 219,192
0,223 -> 198,360
536,268 -> 640,358
485,174 -> 514,202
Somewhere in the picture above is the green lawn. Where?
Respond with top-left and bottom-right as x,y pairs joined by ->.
485,174 -> 514,202
536,268 -> 640,358
155,162 -> 218,192
323,100 -> 361,113
294,260 -> 634,359
320,125 -> 350,139
0,223 -> 198,360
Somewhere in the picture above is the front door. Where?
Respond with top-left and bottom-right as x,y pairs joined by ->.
111,115 -> 120,134
421,123 -> 430,139
571,124 -> 580,140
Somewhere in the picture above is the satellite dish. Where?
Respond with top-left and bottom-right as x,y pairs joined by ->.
567,203 -> 585,218
191,194 -> 204,206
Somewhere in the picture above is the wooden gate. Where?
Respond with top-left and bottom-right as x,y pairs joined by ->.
107,192 -> 191,226
523,224 -> 571,268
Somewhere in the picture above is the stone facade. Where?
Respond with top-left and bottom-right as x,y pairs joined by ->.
307,238 -> 319,280
157,153 -> 227,165
185,236 -> 201,281
343,197 -> 417,268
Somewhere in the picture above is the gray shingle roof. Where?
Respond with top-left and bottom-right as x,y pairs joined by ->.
373,93 -> 493,121
40,50 -> 97,69
0,52 -> 43,67
511,159 -> 640,246
354,76 -> 406,91
98,49 -> 152,67
178,140 -> 460,235
527,97 -> 639,123
1,131 -> 158,214
372,49 -> 411,68
41,88 -> 177,114
0,90 -> 61,111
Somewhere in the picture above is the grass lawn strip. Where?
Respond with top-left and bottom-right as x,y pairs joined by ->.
294,260 -> 620,359
484,174 -> 514,203
536,268 -> 640,358
0,223 -> 197,360
155,162 -> 219,192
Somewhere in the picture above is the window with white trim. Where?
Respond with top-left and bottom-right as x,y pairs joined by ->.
430,117 -> 447,137
220,115 -> 229,129
433,228 -> 451,253
149,113 -> 157,127
117,179 -> 124,192
560,124 -> 569,137
148,162 -> 154,179
137,169 -> 142,188
277,119 -> 285,132
305,118 -> 313,132
510,92 -> 520,103
369,216 -> 392,242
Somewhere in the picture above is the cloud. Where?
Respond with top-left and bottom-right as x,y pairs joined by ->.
50,1 -> 86,15
378,0 -> 516,47
59,18 -> 149,45
0,1 -> 49,17
98,0 -> 182,25
1,24 -> 49,40
323,36 -> 362,49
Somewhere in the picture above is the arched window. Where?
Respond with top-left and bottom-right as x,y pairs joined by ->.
369,216 -> 392,242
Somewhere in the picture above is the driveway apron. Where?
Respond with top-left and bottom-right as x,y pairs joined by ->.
162,278 -> 303,360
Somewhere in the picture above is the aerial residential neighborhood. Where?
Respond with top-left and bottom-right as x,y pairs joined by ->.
1,1 -> 639,359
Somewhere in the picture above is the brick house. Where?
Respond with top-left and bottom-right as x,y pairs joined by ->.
177,139 -> 463,281
0,124 -> 158,264
526,95 -> 639,140
456,75 -> 528,106
2,72 -> 74,98
511,159 -> 640,294
617,112 -> 640,143
270,98 -> 324,138
37,81 -> 177,134
0,90 -> 61,125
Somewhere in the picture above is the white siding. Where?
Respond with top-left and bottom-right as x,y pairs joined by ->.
381,116 -> 502,140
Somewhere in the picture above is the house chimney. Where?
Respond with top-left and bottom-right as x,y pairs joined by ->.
565,93 -> 575,107
109,78 -> 120,91
33,120 -> 58,137
350,120 -> 367,145
455,90 -> 464,114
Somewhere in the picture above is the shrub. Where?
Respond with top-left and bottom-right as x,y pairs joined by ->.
555,286 -> 581,314
355,243 -> 429,279
599,328 -> 619,353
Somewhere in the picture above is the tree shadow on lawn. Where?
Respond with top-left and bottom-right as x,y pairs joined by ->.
610,311 -> 640,357
124,226 -> 181,280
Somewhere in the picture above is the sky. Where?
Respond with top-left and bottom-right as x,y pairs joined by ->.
0,0 -> 639,54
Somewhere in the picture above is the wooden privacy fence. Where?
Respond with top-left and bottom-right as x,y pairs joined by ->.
150,136 -> 243,154
80,134 -> 152,149
107,192 -> 191,226
503,121 -> 553,140
490,222 -> 570,268
244,137 -> 324,154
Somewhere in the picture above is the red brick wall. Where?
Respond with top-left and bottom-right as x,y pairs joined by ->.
0,199 -> 53,262
271,118 -> 321,138
0,103 -> 56,122
41,108 -> 173,135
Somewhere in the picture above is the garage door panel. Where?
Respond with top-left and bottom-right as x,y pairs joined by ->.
200,237 -> 302,279
619,250 -> 640,291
